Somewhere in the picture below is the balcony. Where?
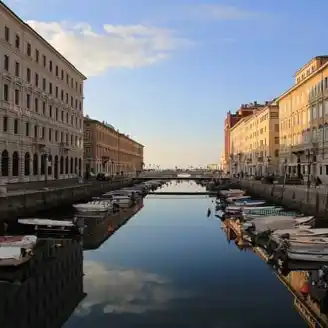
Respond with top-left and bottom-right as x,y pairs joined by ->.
32,137 -> 45,148
59,142 -> 70,152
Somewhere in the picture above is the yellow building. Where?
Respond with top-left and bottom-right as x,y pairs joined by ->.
277,56 -> 328,182
229,103 -> 279,175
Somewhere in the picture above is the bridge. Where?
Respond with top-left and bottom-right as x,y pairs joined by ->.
136,170 -> 222,180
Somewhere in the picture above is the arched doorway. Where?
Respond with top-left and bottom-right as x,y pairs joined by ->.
1,150 -> 9,177
48,155 -> 52,176
33,154 -> 38,175
65,156 -> 69,174
74,157 -> 78,174
79,158 -> 82,176
54,155 -> 59,179
60,156 -> 64,174
12,151 -> 19,176
24,152 -> 30,176
40,154 -> 46,175
70,157 -> 73,174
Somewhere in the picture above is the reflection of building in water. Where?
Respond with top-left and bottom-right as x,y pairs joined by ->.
0,238 -> 85,328
83,201 -> 144,250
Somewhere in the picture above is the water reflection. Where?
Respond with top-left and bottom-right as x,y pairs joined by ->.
222,220 -> 328,327
0,238 -> 85,328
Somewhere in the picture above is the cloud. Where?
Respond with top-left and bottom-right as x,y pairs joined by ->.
193,4 -> 260,20
26,20 -> 191,76
74,261 -> 190,316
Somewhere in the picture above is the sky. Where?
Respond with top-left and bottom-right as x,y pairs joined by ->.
4,0 -> 328,168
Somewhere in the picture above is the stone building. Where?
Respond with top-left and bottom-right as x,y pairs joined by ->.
229,102 -> 280,175
0,2 -> 86,183
277,56 -> 328,183
83,117 -> 144,176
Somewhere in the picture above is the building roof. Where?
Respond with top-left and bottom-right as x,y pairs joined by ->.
294,55 -> 328,77
83,116 -> 144,147
1,1 -> 87,80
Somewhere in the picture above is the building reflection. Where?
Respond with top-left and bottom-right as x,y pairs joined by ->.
221,222 -> 328,327
0,238 -> 85,328
83,200 -> 144,250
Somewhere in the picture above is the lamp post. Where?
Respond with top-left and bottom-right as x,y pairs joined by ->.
266,156 -> 272,174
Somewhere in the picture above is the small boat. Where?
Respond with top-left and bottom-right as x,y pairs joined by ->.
243,216 -> 315,236
0,235 -> 37,267
225,195 -> 251,203
73,200 -> 113,213
225,205 -> 278,213
219,189 -> 245,197
272,228 -> 328,239
17,218 -> 84,235
245,210 -> 298,217
234,200 -> 266,207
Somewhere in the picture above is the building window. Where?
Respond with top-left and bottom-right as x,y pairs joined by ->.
25,122 -> 29,136
26,94 -> 30,109
4,55 -> 9,71
41,127 -> 45,139
55,107 -> 58,120
49,105 -> 52,118
49,128 -> 52,141
26,68 -> 31,83
35,98 -> 39,112
34,125 -> 38,137
49,82 -> 52,94
42,102 -> 46,115
15,61 -> 20,77
4,26 -> 9,42
3,84 -> 9,101
3,117 -> 8,132
49,60 -> 53,72
55,86 -> 58,97
14,89 -> 20,105
42,55 -> 46,67
14,119 -> 18,134
42,78 -> 46,91
35,49 -> 39,62
55,65 -> 58,76
61,69 -> 64,80
15,34 -> 20,49
35,73 -> 39,87
27,43 -> 31,56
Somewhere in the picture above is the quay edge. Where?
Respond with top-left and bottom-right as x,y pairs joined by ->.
0,179 -> 135,220
239,180 -> 328,219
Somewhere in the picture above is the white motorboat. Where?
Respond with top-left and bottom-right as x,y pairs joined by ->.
226,195 -> 251,203
18,218 -> 84,234
243,216 -> 315,236
272,228 -> 328,239
0,235 -> 37,267
73,200 -> 113,213
112,196 -> 133,208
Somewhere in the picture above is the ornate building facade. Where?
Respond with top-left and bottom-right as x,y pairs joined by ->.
83,117 -> 144,176
0,2 -> 86,183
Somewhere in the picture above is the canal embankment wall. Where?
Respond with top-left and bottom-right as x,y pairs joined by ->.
239,180 -> 328,218
0,179 -> 134,220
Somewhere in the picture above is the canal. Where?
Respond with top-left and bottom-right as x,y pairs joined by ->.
1,181 -> 309,327
62,180 -> 306,328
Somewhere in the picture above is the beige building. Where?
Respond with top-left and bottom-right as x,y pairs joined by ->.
277,56 -> 328,183
0,2 -> 86,183
229,103 -> 280,175
84,117 -> 144,176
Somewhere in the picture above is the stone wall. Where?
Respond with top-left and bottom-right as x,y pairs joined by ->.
240,180 -> 328,218
0,179 -> 133,220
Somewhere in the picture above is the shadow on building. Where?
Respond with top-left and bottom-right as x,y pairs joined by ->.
0,237 -> 86,328
83,200 -> 144,250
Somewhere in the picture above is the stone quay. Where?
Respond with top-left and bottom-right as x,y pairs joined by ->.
239,180 -> 328,218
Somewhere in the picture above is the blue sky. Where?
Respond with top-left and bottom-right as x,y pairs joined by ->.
5,0 -> 328,168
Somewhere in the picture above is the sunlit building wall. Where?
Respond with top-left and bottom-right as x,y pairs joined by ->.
229,103 -> 280,175
277,56 -> 328,182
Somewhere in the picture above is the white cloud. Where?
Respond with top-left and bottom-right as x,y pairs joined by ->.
26,20 -> 190,76
195,5 -> 260,20
74,261 -> 190,315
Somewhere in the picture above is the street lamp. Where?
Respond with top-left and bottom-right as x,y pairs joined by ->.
266,156 -> 271,174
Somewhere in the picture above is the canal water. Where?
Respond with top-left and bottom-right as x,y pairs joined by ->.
62,180 -> 306,328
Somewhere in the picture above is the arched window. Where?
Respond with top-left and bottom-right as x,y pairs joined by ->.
24,152 -> 30,176
12,151 -> 19,176
1,150 -> 9,177
48,155 -> 52,175
40,154 -> 46,175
